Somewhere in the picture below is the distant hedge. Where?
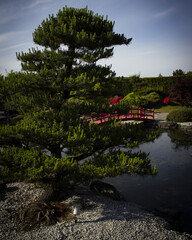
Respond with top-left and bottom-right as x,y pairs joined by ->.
118,75 -> 192,97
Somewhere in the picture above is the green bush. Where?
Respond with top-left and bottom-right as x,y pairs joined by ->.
166,108 -> 192,122
121,91 -> 161,108
121,92 -> 142,107
141,92 -> 161,107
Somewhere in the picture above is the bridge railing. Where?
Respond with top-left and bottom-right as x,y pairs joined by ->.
82,107 -> 155,125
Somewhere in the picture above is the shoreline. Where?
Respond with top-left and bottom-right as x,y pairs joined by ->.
1,182 -> 192,240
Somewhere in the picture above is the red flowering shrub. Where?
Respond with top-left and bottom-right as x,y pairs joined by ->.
108,96 -> 123,105
163,97 -> 171,105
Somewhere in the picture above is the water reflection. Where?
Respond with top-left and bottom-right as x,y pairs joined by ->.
168,129 -> 192,149
104,130 -> 192,234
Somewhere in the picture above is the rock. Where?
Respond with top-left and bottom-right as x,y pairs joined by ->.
157,121 -> 178,129
0,180 -> 7,191
35,185 -> 75,203
90,180 -> 124,201
178,122 -> 192,131
35,188 -> 58,203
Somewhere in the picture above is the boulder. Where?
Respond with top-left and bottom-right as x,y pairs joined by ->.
90,180 -> 124,201
157,121 -> 178,129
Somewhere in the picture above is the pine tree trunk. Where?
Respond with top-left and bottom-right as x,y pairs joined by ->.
50,145 -> 62,159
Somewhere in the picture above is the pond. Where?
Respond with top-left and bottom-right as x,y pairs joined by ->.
104,129 -> 192,234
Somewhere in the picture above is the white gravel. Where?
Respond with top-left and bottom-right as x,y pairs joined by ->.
0,182 -> 192,240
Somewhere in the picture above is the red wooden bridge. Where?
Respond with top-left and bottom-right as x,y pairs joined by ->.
83,107 -> 155,125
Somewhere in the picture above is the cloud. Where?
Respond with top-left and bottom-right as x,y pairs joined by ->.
0,43 -> 29,54
0,0 -> 52,25
153,7 -> 175,19
0,31 -> 29,45
24,0 -> 52,10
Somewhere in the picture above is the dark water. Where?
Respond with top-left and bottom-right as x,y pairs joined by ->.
104,130 -> 192,234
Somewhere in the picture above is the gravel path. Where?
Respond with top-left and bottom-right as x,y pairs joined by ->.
1,182 -> 192,240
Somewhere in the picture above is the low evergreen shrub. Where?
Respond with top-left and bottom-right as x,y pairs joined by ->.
141,92 -> 161,107
121,92 -> 142,107
166,108 -> 192,122
121,92 -> 161,108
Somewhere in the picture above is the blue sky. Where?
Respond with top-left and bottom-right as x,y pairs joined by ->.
0,0 -> 192,77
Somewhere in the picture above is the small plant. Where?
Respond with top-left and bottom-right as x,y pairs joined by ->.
166,108 -> 192,122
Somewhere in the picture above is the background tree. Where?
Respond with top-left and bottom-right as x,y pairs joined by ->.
0,6 -> 157,185
169,77 -> 192,106
172,69 -> 185,76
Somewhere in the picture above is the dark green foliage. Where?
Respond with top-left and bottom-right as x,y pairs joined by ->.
141,92 -> 161,107
0,75 -> 6,109
118,75 -> 181,98
173,69 -> 185,76
166,108 -> 192,122
73,150 -> 157,184
117,75 -> 192,108
0,146 -> 76,181
169,77 -> 192,106
167,129 -> 192,149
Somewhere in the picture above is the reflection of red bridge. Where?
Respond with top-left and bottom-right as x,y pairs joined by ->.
83,107 -> 155,125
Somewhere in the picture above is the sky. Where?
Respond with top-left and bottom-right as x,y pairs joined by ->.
0,0 -> 192,77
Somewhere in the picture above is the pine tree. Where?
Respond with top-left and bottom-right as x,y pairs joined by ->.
0,7 -> 157,183
15,6 -> 132,109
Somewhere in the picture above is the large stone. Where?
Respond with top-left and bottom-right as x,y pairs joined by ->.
157,121 -> 178,129
90,180 -> 124,201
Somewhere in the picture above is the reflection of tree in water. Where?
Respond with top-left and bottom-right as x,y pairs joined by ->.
167,129 -> 192,149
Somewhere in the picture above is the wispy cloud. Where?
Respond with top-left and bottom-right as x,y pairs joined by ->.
25,0 -> 52,10
153,7 -> 175,19
0,1 -> 20,25
0,31 -> 29,45
0,43 -> 29,53
0,0 -> 52,25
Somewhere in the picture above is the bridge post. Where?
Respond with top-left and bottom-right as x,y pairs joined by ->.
100,113 -> 102,124
143,108 -> 145,118
129,108 -> 133,118
139,108 -> 141,118
108,113 -> 111,121
91,112 -> 93,123
115,111 -> 119,120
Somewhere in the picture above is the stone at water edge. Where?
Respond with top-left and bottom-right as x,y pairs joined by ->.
90,180 -> 125,201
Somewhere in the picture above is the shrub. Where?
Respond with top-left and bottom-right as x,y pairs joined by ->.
169,77 -> 192,106
166,108 -> 192,122
163,97 -> 171,105
121,92 -> 142,107
141,92 -> 161,107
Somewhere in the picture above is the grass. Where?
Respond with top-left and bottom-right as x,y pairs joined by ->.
154,105 -> 183,113
154,101 -> 183,113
